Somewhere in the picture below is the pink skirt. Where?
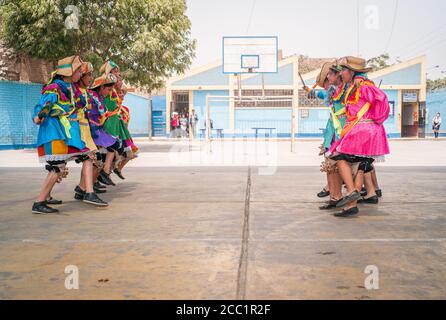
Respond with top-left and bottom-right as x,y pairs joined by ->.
330,121 -> 390,157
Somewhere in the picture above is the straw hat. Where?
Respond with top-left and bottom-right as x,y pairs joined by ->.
80,62 -> 94,75
100,60 -> 119,75
55,56 -> 83,77
90,73 -> 117,90
316,61 -> 336,88
338,56 -> 372,73
120,82 -> 129,95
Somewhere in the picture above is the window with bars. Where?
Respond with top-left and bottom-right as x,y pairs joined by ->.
232,89 -> 327,108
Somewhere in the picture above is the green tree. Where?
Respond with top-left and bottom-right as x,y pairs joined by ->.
0,0 -> 196,90
427,77 -> 446,92
366,53 -> 392,72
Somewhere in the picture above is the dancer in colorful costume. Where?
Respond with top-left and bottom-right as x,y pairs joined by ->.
328,56 -> 390,217
71,62 -> 109,203
100,60 -> 138,180
32,56 -> 106,214
88,73 -> 126,187
304,62 -> 347,206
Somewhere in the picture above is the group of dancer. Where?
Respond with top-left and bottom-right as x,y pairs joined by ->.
305,56 -> 390,217
31,56 -> 138,214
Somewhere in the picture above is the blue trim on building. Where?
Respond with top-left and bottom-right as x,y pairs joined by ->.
0,144 -> 36,150
172,65 -> 229,86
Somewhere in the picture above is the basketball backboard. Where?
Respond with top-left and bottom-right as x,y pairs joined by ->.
222,36 -> 278,74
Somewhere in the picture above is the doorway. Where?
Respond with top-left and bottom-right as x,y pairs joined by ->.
401,102 -> 419,137
401,90 -> 420,138
170,91 -> 190,137
172,92 -> 189,116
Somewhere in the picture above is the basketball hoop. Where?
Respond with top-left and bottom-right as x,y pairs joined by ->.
222,36 -> 278,74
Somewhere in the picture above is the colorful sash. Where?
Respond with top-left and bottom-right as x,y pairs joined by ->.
330,107 -> 346,137
340,103 -> 371,138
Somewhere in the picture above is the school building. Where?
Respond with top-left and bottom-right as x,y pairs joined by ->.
152,55 -> 430,139
2,55 -> 445,150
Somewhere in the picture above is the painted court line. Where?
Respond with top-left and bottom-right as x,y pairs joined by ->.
16,238 -> 446,243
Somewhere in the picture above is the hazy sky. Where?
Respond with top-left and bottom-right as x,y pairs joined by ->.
186,0 -> 446,79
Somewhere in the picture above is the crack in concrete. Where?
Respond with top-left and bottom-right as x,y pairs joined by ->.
236,166 -> 251,300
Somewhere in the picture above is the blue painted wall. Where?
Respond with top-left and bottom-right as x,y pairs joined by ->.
426,89 -> 446,136
172,66 -> 229,86
0,81 -> 150,150
383,89 -> 399,136
122,93 -> 149,137
0,81 -> 41,149
242,63 -> 294,86
235,108 -> 292,137
371,64 -> 422,86
193,90 -> 230,130
151,95 -> 166,137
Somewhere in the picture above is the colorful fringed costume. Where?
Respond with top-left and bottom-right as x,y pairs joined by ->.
117,94 -> 139,154
323,83 -> 348,150
87,90 -> 119,149
328,77 -> 390,159
73,83 -> 97,152
33,78 -> 89,162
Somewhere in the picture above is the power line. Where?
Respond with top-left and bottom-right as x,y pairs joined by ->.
245,0 -> 257,35
392,23 -> 446,53
356,0 -> 360,55
384,0 -> 399,53
403,38 -> 446,59
399,33 -> 446,60
398,27 -> 446,56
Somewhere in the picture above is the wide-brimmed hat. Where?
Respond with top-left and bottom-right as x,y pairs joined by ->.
119,82 -> 129,95
80,62 -> 94,75
316,61 -> 337,88
330,59 -> 343,72
100,60 -> 119,75
55,56 -> 83,77
90,73 -> 118,90
338,56 -> 372,73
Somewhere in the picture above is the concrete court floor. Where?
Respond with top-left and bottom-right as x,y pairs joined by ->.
0,166 -> 445,300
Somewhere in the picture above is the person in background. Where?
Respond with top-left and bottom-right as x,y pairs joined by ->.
433,113 -> 441,138
189,109 -> 199,138
179,113 -> 188,138
170,113 -> 179,137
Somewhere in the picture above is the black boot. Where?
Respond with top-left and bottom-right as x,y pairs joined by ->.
99,170 -> 115,186
32,201 -> 59,214
46,197 -> 63,205
375,189 -> 382,198
358,195 -> 379,204
93,186 -> 107,194
334,206 -> 359,217
317,188 -> 330,198
360,187 -> 367,197
74,186 -> 85,201
97,174 -> 108,186
113,168 -> 125,180
94,181 -> 107,189
336,190 -> 362,208
83,192 -> 109,207
319,199 -> 341,210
